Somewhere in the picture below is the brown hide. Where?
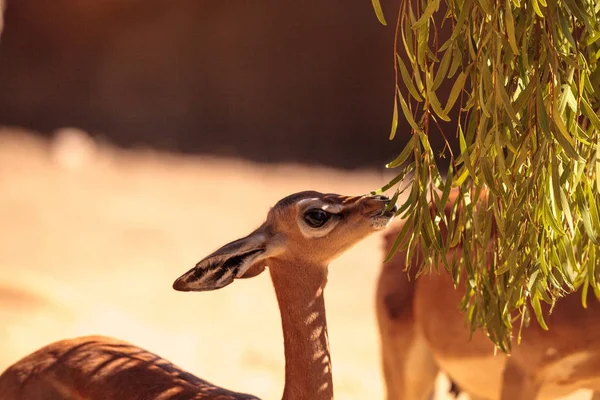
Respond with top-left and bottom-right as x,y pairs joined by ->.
377,188 -> 600,400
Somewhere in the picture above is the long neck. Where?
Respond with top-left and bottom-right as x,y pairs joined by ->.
268,259 -> 334,400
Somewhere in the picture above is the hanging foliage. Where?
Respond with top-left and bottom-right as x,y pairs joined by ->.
372,0 -> 600,351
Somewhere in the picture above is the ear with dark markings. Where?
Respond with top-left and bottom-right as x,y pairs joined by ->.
173,232 -> 268,292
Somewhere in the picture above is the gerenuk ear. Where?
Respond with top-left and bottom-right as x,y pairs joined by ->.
173,232 -> 268,292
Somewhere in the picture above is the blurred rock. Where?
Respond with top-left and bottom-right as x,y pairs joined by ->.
51,127 -> 97,170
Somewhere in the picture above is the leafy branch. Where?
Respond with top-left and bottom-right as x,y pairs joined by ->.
372,0 -> 600,351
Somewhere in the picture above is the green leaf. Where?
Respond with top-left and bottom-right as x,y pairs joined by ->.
557,8 -> 577,50
532,295 -> 549,330
504,0 -> 520,54
390,94 -> 399,140
578,193 -> 599,244
552,109 -> 584,162
400,15 -> 416,65
439,164 -> 454,213
444,70 -> 468,114
384,214 -> 413,262
371,0 -> 387,25
559,187 -> 575,236
399,91 -> 425,134
496,72 -> 519,123
513,79 -> 535,114
416,24 -> 429,69
450,0 -> 472,42
585,185 -> 600,234
581,97 -> 600,133
459,126 -> 479,184
536,87 -> 552,140
433,49 -> 453,91
387,135 -> 417,168
412,0 -> 440,29
479,70 -> 492,118
531,0 -> 545,18
397,55 -> 423,102
476,0 -> 493,16
426,69 -> 451,121
374,170 -> 405,194
448,47 -> 462,78
582,278 -> 589,309
562,0 -> 593,31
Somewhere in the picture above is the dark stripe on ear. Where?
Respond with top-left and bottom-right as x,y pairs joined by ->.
190,258 -> 220,281
224,248 -> 264,269
210,248 -> 264,283
191,248 -> 264,285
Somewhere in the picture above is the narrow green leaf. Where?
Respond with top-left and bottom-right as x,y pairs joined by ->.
384,216 -> 413,262
552,109 -> 584,161
586,185 -> 600,234
557,9 -> 577,50
444,70 -> 468,114
543,196 -> 564,233
387,135 -> 417,168
416,24 -> 429,69
426,70 -> 451,121
400,17 -> 416,65
433,49 -> 453,90
450,0 -> 472,42
581,97 -> 600,133
578,193 -> 599,244
390,94 -> 399,140
582,277 -> 589,309
371,0 -> 387,25
496,77 -> 519,123
536,87 -> 552,139
375,171 -> 405,193
495,129 -> 513,188
597,140 -> 600,190
476,0 -> 493,16
440,164 -> 453,212
459,127 -> 478,183
513,79 -> 535,114
560,188 -> 575,235
448,47 -> 462,78
531,295 -> 549,330
531,0 -> 545,18
482,158 -> 500,196
588,245 -> 597,293
562,0 -> 593,31
479,71 -> 492,118
412,0 -> 440,29
399,92 -> 425,134
493,201 -> 506,237
397,55 -> 423,102
388,186 -> 402,206
504,0 -> 520,54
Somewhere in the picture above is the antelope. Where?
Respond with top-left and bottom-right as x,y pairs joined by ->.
376,187 -> 600,400
0,190 -> 396,400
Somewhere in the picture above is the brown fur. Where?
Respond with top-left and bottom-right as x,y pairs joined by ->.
376,188 -> 600,400
0,335 -> 256,400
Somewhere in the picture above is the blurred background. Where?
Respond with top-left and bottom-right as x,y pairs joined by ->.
0,1 -> 458,398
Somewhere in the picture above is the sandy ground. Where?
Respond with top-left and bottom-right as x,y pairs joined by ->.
0,128 -> 407,399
